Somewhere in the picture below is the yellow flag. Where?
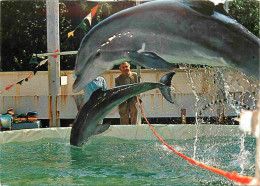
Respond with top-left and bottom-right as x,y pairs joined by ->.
68,30 -> 75,38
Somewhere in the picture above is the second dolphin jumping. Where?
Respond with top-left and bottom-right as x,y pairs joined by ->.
70,71 -> 175,147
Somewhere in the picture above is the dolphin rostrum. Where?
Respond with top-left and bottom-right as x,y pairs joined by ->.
73,0 -> 260,93
70,71 -> 175,147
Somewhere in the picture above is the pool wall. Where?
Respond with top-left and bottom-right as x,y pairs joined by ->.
0,69 -> 257,123
0,124 -> 246,144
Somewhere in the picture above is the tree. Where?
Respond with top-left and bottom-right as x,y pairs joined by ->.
229,0 -> 259,38
1,0 -> 75,71
1,1 -> 46,71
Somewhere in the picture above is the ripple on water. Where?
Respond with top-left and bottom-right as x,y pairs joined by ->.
0,136 -> 256,185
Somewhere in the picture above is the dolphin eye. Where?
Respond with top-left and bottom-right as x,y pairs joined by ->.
96,51 -> 101,57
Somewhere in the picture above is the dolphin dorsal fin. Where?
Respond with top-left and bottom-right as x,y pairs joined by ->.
186,1 -> 215,16
186,1 -> 230,17
215,3 -> 229,16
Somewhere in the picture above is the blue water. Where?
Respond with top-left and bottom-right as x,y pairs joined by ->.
0,136 -> 256,185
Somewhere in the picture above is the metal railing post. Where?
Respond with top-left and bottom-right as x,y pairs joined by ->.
47,0 -> 60,127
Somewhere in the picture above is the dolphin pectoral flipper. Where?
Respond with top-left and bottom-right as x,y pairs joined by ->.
93,124 -> 111,135
128,51 -> 177,70
73,50 -> 177,93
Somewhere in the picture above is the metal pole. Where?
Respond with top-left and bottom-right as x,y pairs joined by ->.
33,51 -> 78,58
135,0 -> 142,125
137,66 -> 141,83
0,1 -> 2,71
258,0 -> 260,179
258,0 -> 260,180
256,96 -> 260,181
47,0 -> 60,127
137,65 -> 142,125
257,0 -> 260,176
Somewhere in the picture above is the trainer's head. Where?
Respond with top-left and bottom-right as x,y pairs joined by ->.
120,62 -> 131,76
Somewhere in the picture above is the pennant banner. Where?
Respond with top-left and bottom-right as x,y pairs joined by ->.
68,30 -> 75,38
37,59 -> 48,68
84,13 -> 92,26
76,21 -> 87,31
5,84 -> 15,90
2,3 -> 100,94
67,3 -> 99,38
26,74 -> 33,79
91,4 -> 99,18
17,79 -> 24,85
51,49 -> 59,58
2,72 -> 34,93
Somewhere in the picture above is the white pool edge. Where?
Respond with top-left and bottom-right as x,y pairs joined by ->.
0,124 -> 246,144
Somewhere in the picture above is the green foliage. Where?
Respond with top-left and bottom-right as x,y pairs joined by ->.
1,0 -> 75,71
1,1 -> 46,71
229,0 -> 259,38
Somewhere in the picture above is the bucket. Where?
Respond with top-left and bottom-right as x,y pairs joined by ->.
1,115 -> 12,128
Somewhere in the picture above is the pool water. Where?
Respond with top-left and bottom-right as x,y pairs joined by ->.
0,135 -> 256,185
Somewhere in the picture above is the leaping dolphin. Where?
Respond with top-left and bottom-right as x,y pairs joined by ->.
70,71 -> 175,147
73,0 -> 260,93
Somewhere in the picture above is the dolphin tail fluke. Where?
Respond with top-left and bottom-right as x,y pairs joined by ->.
159,71 -> 175,104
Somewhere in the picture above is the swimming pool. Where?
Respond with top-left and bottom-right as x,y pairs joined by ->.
0,125 -> 255,185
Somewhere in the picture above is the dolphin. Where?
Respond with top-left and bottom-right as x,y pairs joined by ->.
73,0 -> 260,93
70,71 -> 175,147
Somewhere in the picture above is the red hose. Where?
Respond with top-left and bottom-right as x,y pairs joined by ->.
136,96 -> 254,185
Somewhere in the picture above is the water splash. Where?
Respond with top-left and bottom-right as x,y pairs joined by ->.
239,133 -> 246,174
216,68 -> 256,175
229,136 -> 252,175
215,68 -> 241,116
184,64 -> 200,159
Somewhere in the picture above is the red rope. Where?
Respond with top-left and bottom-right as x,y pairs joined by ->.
136,96 -> 254,185
131,107 -> 136,125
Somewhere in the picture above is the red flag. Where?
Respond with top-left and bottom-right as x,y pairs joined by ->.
26,74 -> 32,79
25,74 -> 33,81
91,4 -> 99,18
52,49 -> 59,58
5,84 -> 14,90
